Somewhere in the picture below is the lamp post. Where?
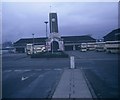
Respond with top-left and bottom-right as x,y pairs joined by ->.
44,21 -> 48,52
44,21 -> 48,38
32,33 -> 34,54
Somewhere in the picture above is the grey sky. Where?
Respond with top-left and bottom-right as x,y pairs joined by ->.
2,2 -> 118,42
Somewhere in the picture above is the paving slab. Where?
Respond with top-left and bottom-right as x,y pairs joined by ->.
52,69 -> 93,98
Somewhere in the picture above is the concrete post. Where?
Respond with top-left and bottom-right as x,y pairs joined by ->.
70,56 -> 75,69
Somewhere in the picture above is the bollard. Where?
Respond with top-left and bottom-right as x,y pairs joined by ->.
70,56 -> 75,69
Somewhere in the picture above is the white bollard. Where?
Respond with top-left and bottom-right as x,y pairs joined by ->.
70,56 -> 75,69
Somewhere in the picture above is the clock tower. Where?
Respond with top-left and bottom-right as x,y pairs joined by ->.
46,13 -> 64,52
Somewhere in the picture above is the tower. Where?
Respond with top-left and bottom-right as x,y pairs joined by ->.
49,13 -> 58,33
46,13 -> 64,52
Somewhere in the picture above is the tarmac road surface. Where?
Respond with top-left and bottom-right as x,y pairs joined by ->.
2,51 -> 119,98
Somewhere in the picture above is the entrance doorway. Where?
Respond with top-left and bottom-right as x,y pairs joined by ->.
51,41 -> 59,52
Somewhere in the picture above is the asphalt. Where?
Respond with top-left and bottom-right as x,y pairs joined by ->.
2,68 -> 63,98
2,51 -> 119,99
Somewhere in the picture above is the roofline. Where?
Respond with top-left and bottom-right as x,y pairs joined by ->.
103,28 -> 120,38
14,35 -> 96,44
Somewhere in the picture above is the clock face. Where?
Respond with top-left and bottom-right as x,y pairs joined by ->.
52,18 -> 55,22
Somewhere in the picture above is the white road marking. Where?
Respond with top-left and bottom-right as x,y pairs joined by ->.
14,70 -> 22,72
14,69 -> 31,72
21,73 -> 35,81
3,70 -> 12,72
21,76 -> 29,81
4,68 -> 63,74
24,69 -> 31,72
54,68 -> 62,71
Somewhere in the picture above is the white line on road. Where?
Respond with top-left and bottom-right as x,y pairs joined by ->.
3,70 -> 12,72
21,73 -> 35,81
54,68 -> 62,71
24,69 -> 31,72
14,69 -> 31,72
21,76 -> 29,81
4,68 -> 62,73
14,70 -> 22,72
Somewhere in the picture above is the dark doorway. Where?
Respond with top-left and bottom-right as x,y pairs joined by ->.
51,41 -> 59,52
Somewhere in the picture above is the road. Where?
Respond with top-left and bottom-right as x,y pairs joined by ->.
2,51 -> 119,98
2,53 -> 69,98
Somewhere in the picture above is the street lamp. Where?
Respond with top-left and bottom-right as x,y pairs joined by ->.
44,21 -> 48,52
44,21 -> 48,38
32,33 -> 34,54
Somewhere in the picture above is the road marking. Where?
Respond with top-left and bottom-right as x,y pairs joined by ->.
54,68 -> 62,71
3,70 -> 12,72
24,69 -> 31,71
14,70 -> 22,72
14,69 -> 31,72
4,68 -> 63,73
21,73 -> 35,81
21,76 -> 29,81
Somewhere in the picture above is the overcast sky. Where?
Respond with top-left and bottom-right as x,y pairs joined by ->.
2,2 -> 119,42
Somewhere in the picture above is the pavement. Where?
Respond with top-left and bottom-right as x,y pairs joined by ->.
52,69 -> 92,98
